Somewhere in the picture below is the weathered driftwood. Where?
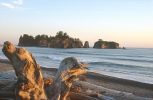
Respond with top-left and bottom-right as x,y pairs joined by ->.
2,41 -> 88,100
1,79 -> 152,100
2,41 -> 47,100
69,92 -> 98,100
72,81 -> 153,100
46,57 -> 88,100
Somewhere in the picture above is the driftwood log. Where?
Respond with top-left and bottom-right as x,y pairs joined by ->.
72,81 -> 153,100
2,41 -> 88,100
0,79 -> 152,100
2,41 -> 47,100
46,57 -> 87,100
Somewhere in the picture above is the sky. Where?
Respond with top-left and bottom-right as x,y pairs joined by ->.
0,0 -> 153,48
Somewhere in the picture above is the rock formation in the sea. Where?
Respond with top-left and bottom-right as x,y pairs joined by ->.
48,34 -> 83,48
18,31 -> 83,48
93,39 -> 119,49
2,41 -> 47,100
83,41 -> 89,48
18,34 -> 36,46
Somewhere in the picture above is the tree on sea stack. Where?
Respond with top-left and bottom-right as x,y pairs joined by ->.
98,39 -> 103,41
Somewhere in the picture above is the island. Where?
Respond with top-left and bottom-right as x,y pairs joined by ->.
93,39 -> 119,49
18,31 -> 120,49
18,31 -> 88,48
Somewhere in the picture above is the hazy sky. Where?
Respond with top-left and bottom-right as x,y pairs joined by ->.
0,0 -> 153,47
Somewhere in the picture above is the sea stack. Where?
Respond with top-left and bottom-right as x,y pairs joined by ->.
83,41 -> 89,48
18,31 -> 84,48
93,39 -> 119,49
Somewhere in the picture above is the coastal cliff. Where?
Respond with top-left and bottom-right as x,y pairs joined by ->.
93,39 -> 119,49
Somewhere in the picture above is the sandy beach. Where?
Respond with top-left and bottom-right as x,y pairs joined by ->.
1,0 -> 153,99
0,60 -> 13,71
0,59 -> 153,100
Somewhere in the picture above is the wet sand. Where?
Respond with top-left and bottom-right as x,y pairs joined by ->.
0,60 -> 13,71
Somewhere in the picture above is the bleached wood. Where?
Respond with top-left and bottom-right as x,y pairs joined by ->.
72,81 -> 152,100
47,57 -> 88,100
2,41 -> 47,100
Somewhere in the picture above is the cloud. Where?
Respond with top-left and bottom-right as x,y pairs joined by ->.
0,0 -> 24,9
13,0 -> 23,5
1,2 -> 16,9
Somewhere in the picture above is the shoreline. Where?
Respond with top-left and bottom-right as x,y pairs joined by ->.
0,59 -> 153,98
1,59 -> 153,85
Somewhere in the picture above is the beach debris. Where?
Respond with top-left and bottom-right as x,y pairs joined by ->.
2,41 -> 47,100
2,41 -> 88,100
46,57 -> 88,100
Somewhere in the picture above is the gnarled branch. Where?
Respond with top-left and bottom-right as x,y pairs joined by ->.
47,57 -> 88,100
2,41 -> 47,100
2,41 -> 88,100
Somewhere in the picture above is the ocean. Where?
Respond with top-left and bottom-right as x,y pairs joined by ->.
0,47 -> 153,84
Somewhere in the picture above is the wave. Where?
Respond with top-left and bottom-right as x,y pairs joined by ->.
103,57 -> 153,63
89,61 -> 153,71
65,51 -> 153,63
89,61 -> 153,78
64,51 -> 92,55
34,55 -> 64,62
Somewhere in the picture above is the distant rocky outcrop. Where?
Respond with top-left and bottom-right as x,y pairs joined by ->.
83,41 -> 89,48
18,34 -> 36,46
48,38 -> 83,48
18,32 -> 121,49
38,39 -> 48,47
93,39 -> 119,49
18,31 -> 83,48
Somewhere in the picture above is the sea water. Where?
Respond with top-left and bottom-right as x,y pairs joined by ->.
0,47 -> 153,84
